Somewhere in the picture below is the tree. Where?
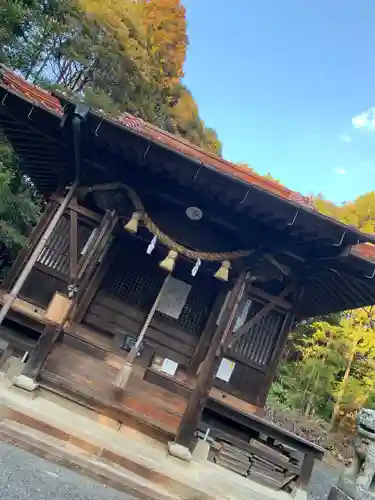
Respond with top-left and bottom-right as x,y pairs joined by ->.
0,0 -> 225,273
142,0 -> 187,88
0,139 -> 41,277
272,309 -> 375,426
313,192 -> 375,234
331,309 -> 375,426
1,0 -> 222,155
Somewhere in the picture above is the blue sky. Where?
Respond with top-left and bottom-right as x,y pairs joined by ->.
182,0 -> 375,204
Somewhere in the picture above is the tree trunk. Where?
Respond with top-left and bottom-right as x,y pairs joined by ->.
330,330 -> 359,431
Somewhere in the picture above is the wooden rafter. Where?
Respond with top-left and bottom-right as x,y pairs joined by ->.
247,286 -> 292,310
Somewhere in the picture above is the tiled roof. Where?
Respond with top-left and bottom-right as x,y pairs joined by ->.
1,66 -> 375,265
351,242 -> 375,263
1,68 -> 313,206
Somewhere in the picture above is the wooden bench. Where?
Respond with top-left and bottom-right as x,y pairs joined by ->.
201,399 -> 324,495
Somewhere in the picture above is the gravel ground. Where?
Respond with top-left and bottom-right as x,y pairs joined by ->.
308,462 -> 341,500
0,440 -> 340,500
0,442 -> 138,500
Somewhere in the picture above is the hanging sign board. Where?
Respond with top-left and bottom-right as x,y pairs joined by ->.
160,358 -> 179,377
216,291 -> 252,331
156,277 -> 191,319
216,358 -> 236,383
234,299 -> 252,332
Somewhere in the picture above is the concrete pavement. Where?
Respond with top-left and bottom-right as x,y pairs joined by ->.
0,439 -> 338,500
0,441 -> 138,500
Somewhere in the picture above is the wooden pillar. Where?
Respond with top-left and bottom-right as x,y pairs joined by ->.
72,246 -> 118,325
187,286 -> 227,375
170,271 -> 248,456
13,209 -> 118,391
20,324 -> 61,385
258,310 -> 295,407
294,452 -> 315,498
69,204 -> 78,282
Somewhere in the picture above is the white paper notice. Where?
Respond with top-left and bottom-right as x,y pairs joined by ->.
216,358 -> 235,383
160,358 -> 178,376
234,299 -> 252,332
156,277 -> 191,319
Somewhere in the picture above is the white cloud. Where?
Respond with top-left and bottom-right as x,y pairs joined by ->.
338,134 -> 352,143
333,166 -> 347,175
352,107 -> 375,130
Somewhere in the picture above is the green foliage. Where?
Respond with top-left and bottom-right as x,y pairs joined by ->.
0,0 -> 221,155
0,0 -> 224,275
314,192 -> 375,234
0,139 -> 41,277
271,309 -> 375,427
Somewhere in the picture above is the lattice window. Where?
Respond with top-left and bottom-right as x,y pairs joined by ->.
102,237 -> 216,337
109,266 -> 162,310
36,215 -> 96,279
37,215 -> 70,276
228,300 -> 284,367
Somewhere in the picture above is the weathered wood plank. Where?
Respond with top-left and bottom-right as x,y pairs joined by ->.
86,307 -> 194,357
62,334 -> 107,361
248,286 -> 292,310
95,293 -> 197,347
146,343 -> 190,366
295,452 -> 315,492
199,423 -> 301,475
69,208 -> 78,281
73,247 -> 117,324
207,399 -> 324,457
65,323 -> 115,352
51,195 -> 102,223
42,343 -> 186,433
188,286 -> 227,374
22,324 -> 62,380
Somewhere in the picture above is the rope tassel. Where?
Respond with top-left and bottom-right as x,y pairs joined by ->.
191,258 -> 201,277
159,250 -> 178,273
124,211 -> 141,234
214,260 -> 230,281
147,236 -> 157,255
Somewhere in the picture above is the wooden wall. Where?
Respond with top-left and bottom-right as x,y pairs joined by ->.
81,234 -> 220,368
7,194 -> 290,411
84,291 -> 197,367
213,300 -> 287,407
41,336 -> 187,436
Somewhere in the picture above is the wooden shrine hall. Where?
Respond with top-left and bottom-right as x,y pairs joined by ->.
1,66 -> 375,495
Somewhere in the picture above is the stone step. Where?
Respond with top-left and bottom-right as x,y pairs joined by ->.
0,407 -> 217,500
0,418 -> 176,500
